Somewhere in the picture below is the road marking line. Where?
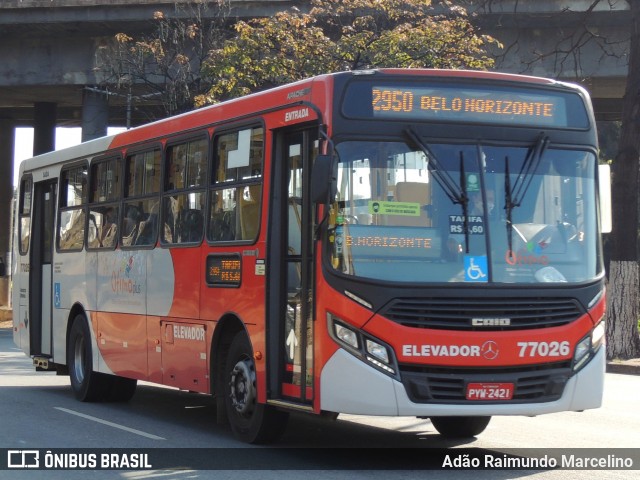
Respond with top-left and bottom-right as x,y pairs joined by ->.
54,407 -> 166,440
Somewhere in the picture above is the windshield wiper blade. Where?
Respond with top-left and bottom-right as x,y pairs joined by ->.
511,133 -> 549,206
505,156 -> 515,253
504,133 -> 549,252
459,151 -> 471,254
403,127 -> 466,206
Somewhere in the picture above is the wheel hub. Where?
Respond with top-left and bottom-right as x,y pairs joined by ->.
229,358 -> 256,415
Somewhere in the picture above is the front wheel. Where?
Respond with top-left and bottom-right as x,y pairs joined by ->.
430,416 -> 491,438
224,331 -> 288,443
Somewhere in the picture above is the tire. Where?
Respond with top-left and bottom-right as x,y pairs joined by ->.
104,376 -> 137,402
67,314 -> 112,402
224,331 -> 289,443
430,416 -> 491,438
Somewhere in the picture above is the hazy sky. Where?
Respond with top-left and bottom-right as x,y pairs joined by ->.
13,127 -> 125,186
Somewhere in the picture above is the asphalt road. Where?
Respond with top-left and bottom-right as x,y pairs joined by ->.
0,327 -> 638,480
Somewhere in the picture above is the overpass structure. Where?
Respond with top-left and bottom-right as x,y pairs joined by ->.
0,0 -> 632,306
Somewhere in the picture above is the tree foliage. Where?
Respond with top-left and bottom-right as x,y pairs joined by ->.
201,0 -> 499,104
95,0 -> 230,120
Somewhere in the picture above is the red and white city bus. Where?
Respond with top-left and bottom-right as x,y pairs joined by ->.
11,69 -> 610,443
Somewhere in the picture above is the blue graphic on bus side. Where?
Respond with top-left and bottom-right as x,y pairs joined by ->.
464,256 -> 488,282
54,283 -> 61,308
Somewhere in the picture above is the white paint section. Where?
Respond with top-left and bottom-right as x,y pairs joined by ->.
320,347 -> 605,417
147,248 -> 175,317
98,250 -> 147,315
54,407 -> 166,440
320,349 -> 399,416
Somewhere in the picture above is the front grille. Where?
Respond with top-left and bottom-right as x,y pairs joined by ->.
400,362 -> 572,404
381,297 -> 583,330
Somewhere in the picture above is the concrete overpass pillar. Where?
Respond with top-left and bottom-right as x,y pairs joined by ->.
0,119 -> 15,307
33,102 -> 57,156
82,88 -> 109,142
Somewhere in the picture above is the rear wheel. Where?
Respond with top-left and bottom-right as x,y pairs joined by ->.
67,315 -> 112,402
430,416 -> 491,438
224,331 -> 289,443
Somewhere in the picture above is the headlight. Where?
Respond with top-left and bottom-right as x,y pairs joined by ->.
573,321 -> 605,372
366,339 -> 390,364
334,323 -> 359,349
574,336 -> 591,367
328,314 -> 398,378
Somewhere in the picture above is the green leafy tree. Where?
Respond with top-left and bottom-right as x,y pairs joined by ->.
201,0 -> 499,104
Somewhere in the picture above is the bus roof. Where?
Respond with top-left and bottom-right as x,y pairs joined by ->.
18,68 -> 584,176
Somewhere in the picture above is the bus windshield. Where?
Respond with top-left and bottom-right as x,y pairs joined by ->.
327,139 -> 600,284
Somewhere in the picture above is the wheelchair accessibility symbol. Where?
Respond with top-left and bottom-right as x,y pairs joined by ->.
54,283 -> 61,308
464,256 -> 488,282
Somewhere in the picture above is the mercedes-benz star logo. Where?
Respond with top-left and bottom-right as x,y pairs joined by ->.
481,340 -> 499,360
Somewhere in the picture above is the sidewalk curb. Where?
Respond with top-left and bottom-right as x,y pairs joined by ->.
606,361 -> 640,376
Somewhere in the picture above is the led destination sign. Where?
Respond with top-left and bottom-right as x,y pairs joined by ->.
343,81 -> 589,128
372,87 -> 565,126
206,254 -> 242,287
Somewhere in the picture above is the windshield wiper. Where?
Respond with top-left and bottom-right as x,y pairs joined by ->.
404,127 -> 467,207
504,133 -> 550,252
404,127 -> 474,252
459,151 -> 471,254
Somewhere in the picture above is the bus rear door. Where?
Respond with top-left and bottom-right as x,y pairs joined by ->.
29,179 -> 57,358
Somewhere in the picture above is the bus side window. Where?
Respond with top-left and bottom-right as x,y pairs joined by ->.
18,176 -> 33,255
162,137 -> 208,245
88,206 -> 118,249
58,164 -> 88,252
208,189 -> 236,241
208,127 -> 263,243
135,199 -> 159,246
123,148 -> 161,248
87,157 -> 121,250
238,185 -> 261,240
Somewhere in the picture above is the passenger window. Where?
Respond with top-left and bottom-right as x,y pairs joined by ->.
88,157 -> 121,249
208,127 -> 263,243
58,164 -> 88,251
122,149 -> 161,247
162,137 -> 208,245
18,176 -> 33,255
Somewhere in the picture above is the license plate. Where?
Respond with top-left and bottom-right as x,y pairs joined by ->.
466,382 -> 514,401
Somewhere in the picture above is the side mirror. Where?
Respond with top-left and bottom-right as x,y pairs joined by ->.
0,257 -> 5,277
311,154 -> 338,204
598,164 -> 612,234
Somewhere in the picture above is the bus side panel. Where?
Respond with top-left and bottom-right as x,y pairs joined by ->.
199,243 -> 268,400
165,248 -> 200,319
160,319 -> 209,392
13,260 -> 30,355
147,248 -> 175,317
94,250 -> 146,377
146,316 -> 163,384
97,312 -> 147,379
146,249 -> 174,383
98,250 -> 146,315
51,251 -> 91,365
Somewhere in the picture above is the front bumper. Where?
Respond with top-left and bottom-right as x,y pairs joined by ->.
320,345 -> 605,416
